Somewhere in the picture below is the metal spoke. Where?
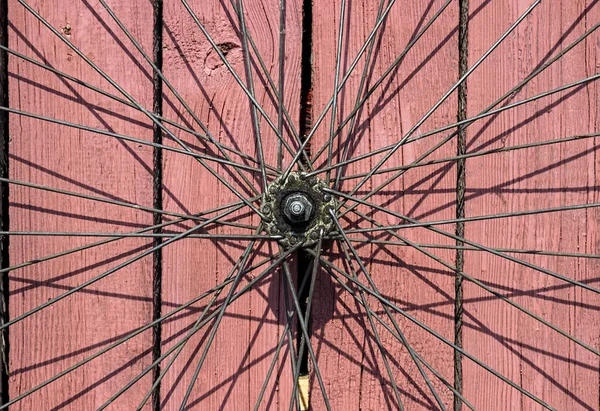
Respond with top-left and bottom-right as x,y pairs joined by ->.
288,235 -> 323,411
179,0 -> 309,172
337,241 -> 404,409
17,0 -> 265,215
254,253 -> 315,411
309,0 -> 453,170
0,106 -> 270,177
339,0 -> 542,216
314,257 -> 477,411
0,44 -> 263,167
98,0 -> 267,198
341,200 -> 600,235
0,259 -> 274,411
336,237 -> 600,260
280,244 -> 331,410
236,0 -> 268,191
0,232 -> 277,240
179,239 -> 301,410
0,202 -> 247,332
277,0 -> 287,170
104,234 -> 298,410
326,17 -> 600,207
331,0 -> 387,191
325,0 -> 347,184
226,0 -> 307,168
316,257 -> 555,410
0,177 -> 260,231
136,231 -> 264,410
0,198 -> 251,276
387,230 -> 600,356
281,0 -> 400,179
312,74 -> 600,179
281,258 -> 302,411
330,212 -> 446,410
336,132 -> 600,181
328,188 -> 600,295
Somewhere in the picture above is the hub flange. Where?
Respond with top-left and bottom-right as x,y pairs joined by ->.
261,171 -> 335,248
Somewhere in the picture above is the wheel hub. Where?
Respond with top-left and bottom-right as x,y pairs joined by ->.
261,171 -> 336,248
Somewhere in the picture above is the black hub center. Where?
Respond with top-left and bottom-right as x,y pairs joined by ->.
261,171 -> 336,248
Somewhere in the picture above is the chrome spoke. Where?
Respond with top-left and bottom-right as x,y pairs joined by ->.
282,0 -> 399,179
0,44 -> 263,166
329,188 -> 600,295
339,0 -> 542,216
179,0 -> 309,172
325,0 -> 347,184
17,0 -> 265,215
315,258 -> 477,411
98,0 -> 266,197
317,256 -> 555,410
0,202 -> 247,332
330,212 -> 446,410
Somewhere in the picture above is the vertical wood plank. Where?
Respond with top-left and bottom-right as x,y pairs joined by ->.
464,1 -> 600,409
160,0 -> 302,408
8,0 -> 155,409
310,0 -> 459,409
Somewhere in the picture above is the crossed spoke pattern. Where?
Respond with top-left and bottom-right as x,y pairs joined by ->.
3,0 -> 599,410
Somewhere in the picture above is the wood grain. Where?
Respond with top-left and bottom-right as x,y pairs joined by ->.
8,0 -> 155,409
310,0 -> 459,409
159,0 -> 302,408
463,1 -> 600,409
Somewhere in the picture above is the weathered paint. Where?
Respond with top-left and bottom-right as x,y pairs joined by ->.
8,0 -> 155,409
4,0 -> 600,410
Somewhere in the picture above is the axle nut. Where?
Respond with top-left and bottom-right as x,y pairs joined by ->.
282,193 -> 314,225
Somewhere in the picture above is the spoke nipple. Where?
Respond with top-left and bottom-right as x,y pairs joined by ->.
322,215 -> 332,224
310,231 -> 319,240
288,236 -> 297,245
323,194 -> 332,202
261,205 -> 271,214
309,177 -> 318,186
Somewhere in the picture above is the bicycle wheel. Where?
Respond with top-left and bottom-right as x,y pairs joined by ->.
1,0 -> 599,409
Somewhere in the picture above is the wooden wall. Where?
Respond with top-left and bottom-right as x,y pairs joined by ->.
4,0 -> 600,409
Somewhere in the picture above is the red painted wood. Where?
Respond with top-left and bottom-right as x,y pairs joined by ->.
310,0 -> 459,409
8,0 -> 155,409
4,1 -> 599,410
464,1 -> 600,410
159,0 -> 302,408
